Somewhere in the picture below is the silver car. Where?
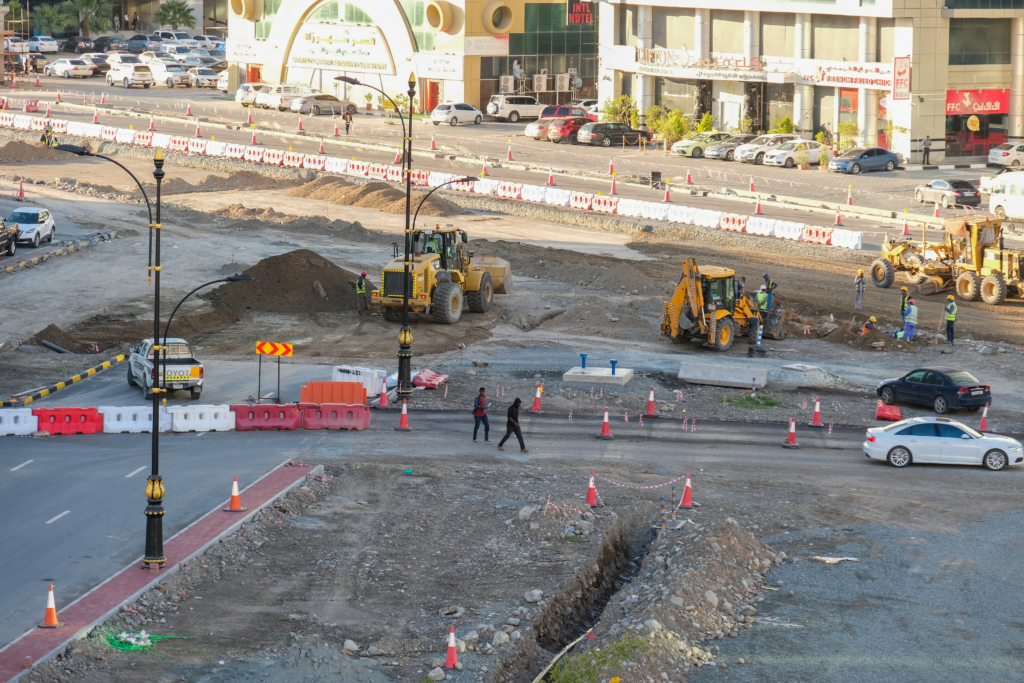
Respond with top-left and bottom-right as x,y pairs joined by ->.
236,83 -> 267,106
188,67 -> 218,88
290,93 -> 357,116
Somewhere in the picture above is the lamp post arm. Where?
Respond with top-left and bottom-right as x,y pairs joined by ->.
361,84 -> 407,149
411,177 -> 475,232
86,152 -> 154,225
160,279 -> 227,386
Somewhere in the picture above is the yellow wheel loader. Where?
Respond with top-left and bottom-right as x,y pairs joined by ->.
371,226 -> 512,324
662,258 -> 787,352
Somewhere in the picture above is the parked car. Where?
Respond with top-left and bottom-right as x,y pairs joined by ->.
180,55 -> 224,72
1,215 -> 19,256
877,367 -> 990,415
188,67 -> 218,88
105,53 -> 142,66
987,142 -> 1024,167
864,416 -> 1022,470
485,94 -> 544,123
735,134 -> 799,164
290,93 -> 356,116
200,58 -> 227,72
94,36 -> 126,52
163,45 -> 193,60
671,132 -> 732,158
978,166 -> 1024,194
4,36 -> 28,53
205,49 -> 226,61
431,102 -> 483,126
149,60 -> 194,88
44,58 -> 93,79
155,31 -> 200,48
704,134 -> 757,161
765,140 -> 833,168
64,36 -> 96,53
987,164 -> 1024,220
189,48 -> 214,58
547,117 -> 591,144
128,338 -> 204,400
524,118 -> 560,140
107,63 -> 154,88
914,179 -> 981,207
192,35 -> 223,50
9,53 -> 48,74
829,147 -> 900,174
78,57 -> 111,77
139,51 -> 168,64
255,84 -> 311,110
577,122 -> 651,147
236,82 -> 267,106
8,208 -> 55,248
568,98 -> 599,113
539,104 -> 596,121
217,70 -> 229,91
126,34 -> 161,53
28,36 -> 59,53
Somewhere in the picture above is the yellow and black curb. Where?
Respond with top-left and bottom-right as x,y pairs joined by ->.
1,230 -> 117,276
2,354 -> 127,407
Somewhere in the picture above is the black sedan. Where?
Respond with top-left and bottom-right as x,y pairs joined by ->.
577,122 -> 651,147
878,366 -> 991,414
94,36 -> 127,52
914,179 -> 981,208
64,36 -> 96,53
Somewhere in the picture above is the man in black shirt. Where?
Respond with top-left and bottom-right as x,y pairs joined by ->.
497,398 -> 528,453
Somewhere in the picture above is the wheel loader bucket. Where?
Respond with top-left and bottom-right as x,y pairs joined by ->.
471,255 -> 513,294
764,309 -> 787,339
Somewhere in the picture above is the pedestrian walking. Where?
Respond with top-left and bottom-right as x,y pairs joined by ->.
497,398 -> 528,453
762,273 -> 777,310
900,286 -> 910,319
854,269 -> 865,310
355,270 -> 369,315
113,13 -> 120,31
944,294 -> 957,345
343,108 -> 352,135
123,12 -> 129,29
903,298 -> 918,340
132,12 -> 139,30
921,135 -> 932,165
472,387 -> 491,443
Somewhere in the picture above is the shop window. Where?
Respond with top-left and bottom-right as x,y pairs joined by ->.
877,18 -> 896,64
617,4 -> 638,47
949,19 -> 1010,65
759,12 -> 795,58
811,15 -> 858,62
945,113 -> 1007,157
653,8 -> 695,50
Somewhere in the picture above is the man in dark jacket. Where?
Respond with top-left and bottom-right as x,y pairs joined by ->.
473,387 -> 491,443
497,398 -> 528,453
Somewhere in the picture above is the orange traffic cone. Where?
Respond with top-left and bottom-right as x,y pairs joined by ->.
82,94 -> 87,105
808,396 -> 823,427
902,210 -> 910,235
186,102 -> 192,116
547,167 -> 555,186
834,206 -> 842,226
644,386 -> 657,417
195,121 -> 202,137
507,140 -> 513,161
686,167 -> 692,184
679,473 -> 694,509
247,108 -> 253,125
664,181 -> 671,203
38,584 -> 61,628
598,408 -> 613,440
395,399 -> 411,431
530,383 -> 543,413
782,417 -> 799,448
17,180 -> 25,200
749,176 -> 755,192
56,90 -> 61,102
319,138 -> 325,154
444,625 -> 458,668
610,174 -> 616,195
377,379 -> 389,409
224,476 -> 246,512
480,161 -> 488,177
585,471 -> 598,505
298,116 -> 303,131
149,116 -> 155,131
980,403 -> 989,431
333,119 -> 339,136
430,134 -> 437,150
251,126 -> 257,145
934,202 -> 940,218
847,184 -> 852,206
35,76 -> 40,87
92,110 -> 98,124
44,103 -> 50,117
608,159 -> 614,175
101,92 -> 106,105
9,75 -> 15,89
394,146 -> 401,164
754,195 -> 762,215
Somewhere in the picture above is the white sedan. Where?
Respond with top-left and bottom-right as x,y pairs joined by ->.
735,134 -> 799,164
44,59 -> 93,78
8,208 -> 56,248
764,140 -> 833,168
29,36 -> 60,53
864,416 -> 1023,471
188,67 -> 218,88
988,142 -> 1024,167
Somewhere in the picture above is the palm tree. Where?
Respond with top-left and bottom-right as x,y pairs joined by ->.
153,0 -> 196,29
33,5 -> 61,38
5,0 -> 25,24
58,0 -> 113,38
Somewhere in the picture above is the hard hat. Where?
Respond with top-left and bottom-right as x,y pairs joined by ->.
858,269 -> 864,274
901,286 -> 908,291
870,316 -> 877,322
737,282 -> 744,288
908,298 -> 915,304
759,285 -> 766,292
948,295 -> 955,300
763,273 -> 770,278
361,271 -> 367,276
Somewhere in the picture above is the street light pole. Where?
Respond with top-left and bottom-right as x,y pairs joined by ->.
144,147 -> 166,569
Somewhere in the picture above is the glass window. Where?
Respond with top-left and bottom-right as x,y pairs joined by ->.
922,371 -> 944,385
946,371 -> 980,384
936,424 -> 968,438
897,423 -> 938,436
949,18 -> 1011,65
905,371 -> 926,383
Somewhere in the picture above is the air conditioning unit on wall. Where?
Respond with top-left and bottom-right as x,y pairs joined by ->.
533,74 -> 548,92
554,74 -> 570,92
499,75 -> 515,93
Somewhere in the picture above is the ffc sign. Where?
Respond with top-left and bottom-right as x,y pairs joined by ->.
567,1 -> 593,24
256,342 -> 294,357
892,56 -> 911,101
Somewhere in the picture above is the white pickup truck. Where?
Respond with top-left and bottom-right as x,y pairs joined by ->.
127,338 -> 204,399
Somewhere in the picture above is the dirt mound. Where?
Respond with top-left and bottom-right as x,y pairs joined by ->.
0,140 -> 77,163
31,324 -> 94,354
285,177 -> 463,216
209,204 -> 395,244
207,249 -> 369,314
213,204 -> 302,223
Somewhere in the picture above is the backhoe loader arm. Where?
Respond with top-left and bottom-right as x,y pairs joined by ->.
661,258 -> 706,340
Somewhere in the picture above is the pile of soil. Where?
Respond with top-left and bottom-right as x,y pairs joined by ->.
210,204 -> 395,244
206,249 -> 370,314
30,324 -> 94,354
31,311 -> 241,351
285,177 -> 463,217
0,140 -> 77,163
160,170 -> 303,195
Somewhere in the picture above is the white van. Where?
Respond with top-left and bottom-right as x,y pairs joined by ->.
987,171 -> 1024,221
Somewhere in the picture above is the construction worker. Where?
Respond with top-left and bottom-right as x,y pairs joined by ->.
735,281 -> 744,301
497,398 -> 528,453
854,269 -> 865,310
944,294 -> 957,345
355,271 -> 369,315
472,387 -> 492,443
755,285 -> 769,319
762,273 -> 777,310
862,316 -> 876,334
903,298 -> 918,341
900,287 -> 910,319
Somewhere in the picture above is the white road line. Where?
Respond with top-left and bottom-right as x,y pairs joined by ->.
10,460 -> 33,471
45,511 -> 71,524
125,466 -> 147,478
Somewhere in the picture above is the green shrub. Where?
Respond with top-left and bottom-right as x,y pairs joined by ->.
548,635 -> 646,683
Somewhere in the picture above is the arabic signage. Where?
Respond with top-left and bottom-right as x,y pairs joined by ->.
464,36 -> 509,56
567,1 -> 593,25
812,65 -> 892,89
892,56 -> 910,100
286,23 -> 395,74
945,89 -> 1008,115
635,47 -> 770,81
226,38 -> 261,62
413,52 -> 464,81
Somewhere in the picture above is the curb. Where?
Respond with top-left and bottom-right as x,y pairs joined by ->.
1,354 -> 127,408
0,230 -> 118,276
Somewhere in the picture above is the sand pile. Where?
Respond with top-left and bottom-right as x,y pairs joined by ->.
210,204 -> 395,244
31,324 -> 93,354
0,140 -> 78,163
285,177 -> 463,216
207,249 -> 371,314
80,170 -> 302,199
31,311 -> 241,351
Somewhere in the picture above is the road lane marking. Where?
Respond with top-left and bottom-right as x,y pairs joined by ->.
45,511 -> 71,524
10,460 -> 33,471
125,466 -> 147,478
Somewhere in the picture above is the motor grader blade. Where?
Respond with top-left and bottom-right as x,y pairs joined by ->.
917,275 -> 951,296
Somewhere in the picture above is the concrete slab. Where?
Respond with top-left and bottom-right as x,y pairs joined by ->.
679,362 -> 767,389
781,364 -> 820,372
563,367 -> 634,385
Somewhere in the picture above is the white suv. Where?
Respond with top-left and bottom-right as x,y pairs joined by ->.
255,84 -> 312,111
155,31 -> 200,48
735,134 -> 799,165
485,94 -> 544,123
149,60 -> 194,88
107,63 -> 154,88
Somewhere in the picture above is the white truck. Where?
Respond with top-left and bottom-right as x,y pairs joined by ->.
127,338 -> 204,399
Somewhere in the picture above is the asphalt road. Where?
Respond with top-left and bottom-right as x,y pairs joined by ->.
0,194 -> 102,268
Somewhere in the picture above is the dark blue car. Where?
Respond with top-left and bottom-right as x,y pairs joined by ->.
829,147 -> 900,174
877,366 -> 991,414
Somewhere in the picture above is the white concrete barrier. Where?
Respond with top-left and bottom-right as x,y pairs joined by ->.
775,221 -> 805,241
66,121 -> 88,137
324,157 -> 348,174
0,408 -> 38,436
666,205 -> 694,225
616,198 -> 643,217
332,365 -> 386,397
830,228 -> 864,250
543,187 -> 571,206
521,184 -> 546,202
13,115 -> 32,130
745,217 -> 775,236
151,133 -> 172,149
205,140 -> 226,157
81,123 -> 104,139
475,179 -> 499,195
98,406 -> 171,433
168,405 -> 235,433
641,201 -> 670,221
115,128 -> 136,145
692,210 -> 722,229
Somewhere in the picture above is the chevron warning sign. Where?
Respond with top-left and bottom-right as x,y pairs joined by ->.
256,341 -> 293,357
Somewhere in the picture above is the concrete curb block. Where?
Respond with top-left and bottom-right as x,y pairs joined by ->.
0,229 -> 118,277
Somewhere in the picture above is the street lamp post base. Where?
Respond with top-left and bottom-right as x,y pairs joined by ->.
397,342 -> 413,396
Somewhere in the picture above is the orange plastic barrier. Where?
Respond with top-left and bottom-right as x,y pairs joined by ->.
187,138 -> 207,154
133,130 -> 153,146
410,169 -> 430,186
225,143 -> 245,159
30,118 -> 47,131
875,400 -> 902,421
802,226 -> 833,245
368,163 -> 389,180
299,381 -> 367,406
231,404 -> 302,431
101,126 -> 118,141
263,149 -> 285,165
592,196 -> 619,214
168,136 -> 189,152
570,192 -> 594,210
303,154 -> 325,170
51,119 -> 69,134
720,214 -> 748,232
32,407 -> 103,435
244,146 -> 264,162
386,166 -> 403,182
347,160 -> 369,176
301,404 -> 371,431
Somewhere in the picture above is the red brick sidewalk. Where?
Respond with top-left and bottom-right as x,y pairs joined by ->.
0,461 -> 317,682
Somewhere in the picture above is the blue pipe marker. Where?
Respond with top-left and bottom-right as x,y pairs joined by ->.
610,359 -> 618,375
580,353 -> 587,369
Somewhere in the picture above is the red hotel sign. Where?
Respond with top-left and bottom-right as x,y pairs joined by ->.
946,89 -> 1009,115
568,1 -> 593,24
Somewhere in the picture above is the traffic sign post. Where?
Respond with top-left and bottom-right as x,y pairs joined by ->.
256,342 -> 293,404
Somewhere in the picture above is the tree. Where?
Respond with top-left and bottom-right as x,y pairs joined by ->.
33,5 -> 61,38
654,109 -> 691,147
696,112 -> 714,133
600,95 -> 635,126
768,115 -> 795,134
5,0 -> 25,24
153,0 -> 197,29
835,120 -> 861,153
58,0 -> 113,38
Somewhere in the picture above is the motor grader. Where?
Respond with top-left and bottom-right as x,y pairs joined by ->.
371,225 -> 512,324
870,216 -> 1024,304
662,258 -> 787,352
